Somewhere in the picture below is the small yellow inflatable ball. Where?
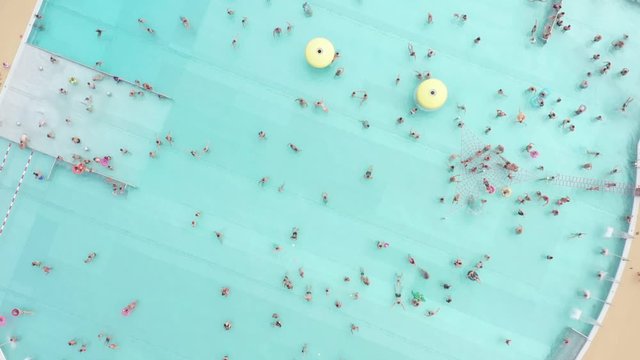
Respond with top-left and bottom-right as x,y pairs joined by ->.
305,37 -> 335,69
415,78 -> 448,111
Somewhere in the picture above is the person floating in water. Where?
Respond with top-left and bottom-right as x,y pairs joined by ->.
467,270 -> 481,283
32,171 -> 44,180
393,273 -> 405,309
84,252 -> 96,264
180,16 -> 190,29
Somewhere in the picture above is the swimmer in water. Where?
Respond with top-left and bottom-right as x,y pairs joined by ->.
467,270 -> 481,283
272,313 -> 283,328
364,166 -> 374,180
408,43 -> 416,59
335,67 -> 344,77
418,267 -> 430,279
622,97 -> 633,112
295,97 -> 308,107
393,273 -> 405,309
426,308 -> 440,317
351,90 -> 368,105
84,252 -> 96,264
304,286 -> 313,302
180,16 -> 190,29
515,225 -> 524,235
290,227 -> 299,241
302,2 -> 313,17
529,20 -> 538,43
360,268 -> 370,286
288,143 -> 300,152
314,100 -> 328,112
165,133 -> 173,145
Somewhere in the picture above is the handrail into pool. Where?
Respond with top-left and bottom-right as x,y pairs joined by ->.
0,150 -> 33,236
574,139 -> 640,360
0,143 -> 12,172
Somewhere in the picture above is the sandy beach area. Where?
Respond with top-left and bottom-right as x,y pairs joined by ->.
583,211 -> 640,360
0,0 -> 38,89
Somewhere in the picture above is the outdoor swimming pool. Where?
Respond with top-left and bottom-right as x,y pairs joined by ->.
0,0 -> 639,359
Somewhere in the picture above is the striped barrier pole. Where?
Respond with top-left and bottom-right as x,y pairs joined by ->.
0,151 -> 33,236
0,143 -> 12,172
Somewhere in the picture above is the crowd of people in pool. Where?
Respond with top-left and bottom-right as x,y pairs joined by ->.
4,1 -> 638,358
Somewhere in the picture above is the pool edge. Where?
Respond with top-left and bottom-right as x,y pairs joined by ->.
577,140 -> 640,360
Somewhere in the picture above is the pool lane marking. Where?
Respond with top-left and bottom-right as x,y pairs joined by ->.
0,151 -> 33,236
0,143 -> 12,172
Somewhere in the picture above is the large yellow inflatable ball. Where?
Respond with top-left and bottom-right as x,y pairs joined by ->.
415,78 -> 448,111
305,37 -> 335,69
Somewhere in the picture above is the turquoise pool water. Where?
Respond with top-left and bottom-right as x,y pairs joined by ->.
0,0 -> 639,359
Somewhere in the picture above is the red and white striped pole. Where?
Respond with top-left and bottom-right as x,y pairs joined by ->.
0,151 -> 33,236
0,143 -> 13,172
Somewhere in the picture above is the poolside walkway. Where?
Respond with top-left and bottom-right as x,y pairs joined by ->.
0,0 -> 38,90
583,210 -> 640,360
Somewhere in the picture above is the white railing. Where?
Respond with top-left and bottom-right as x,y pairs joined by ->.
574,140 -> 640,359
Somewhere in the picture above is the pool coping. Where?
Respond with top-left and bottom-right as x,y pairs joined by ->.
0,0 -> 140,189
574,139 -> 639,360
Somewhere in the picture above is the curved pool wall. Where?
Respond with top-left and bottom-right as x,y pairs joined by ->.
574,139 -> 640,360
0,0 -> 638,359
